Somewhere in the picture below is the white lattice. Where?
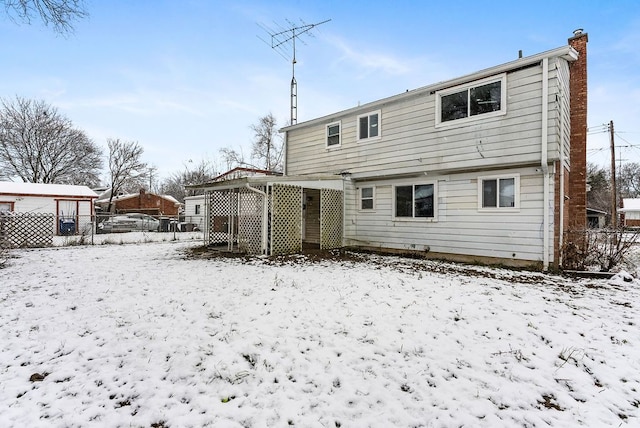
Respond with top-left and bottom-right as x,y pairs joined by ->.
270,184 -> 302,255
206,190 -> 236,248
237,187 -> 265,254
320,189 -> 343,249
0,212 -> 54,248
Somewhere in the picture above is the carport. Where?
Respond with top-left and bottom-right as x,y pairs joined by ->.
190,175 -> 344,255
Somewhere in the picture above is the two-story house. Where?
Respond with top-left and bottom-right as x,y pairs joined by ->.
194,30 -> 588,270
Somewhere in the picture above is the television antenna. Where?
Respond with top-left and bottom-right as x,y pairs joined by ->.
258,18 -> 331,125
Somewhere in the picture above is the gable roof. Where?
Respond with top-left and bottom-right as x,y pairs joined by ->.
0,182 -> 98,198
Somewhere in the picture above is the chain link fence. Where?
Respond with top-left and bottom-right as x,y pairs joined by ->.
0,212 -> 203,248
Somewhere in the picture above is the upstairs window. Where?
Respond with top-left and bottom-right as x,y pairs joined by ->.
195,204 -> 201,215
436,74 -> 506,126
395,184 -> 435,219
478,175 -> 519,210
326,121 -> 341,148
357,110 -> 380,141
360,187 -> 374,210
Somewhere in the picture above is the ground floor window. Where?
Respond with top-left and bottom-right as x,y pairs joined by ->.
394,183 -> 435,218
479,175 -> 519,210
360,187 -> 374,210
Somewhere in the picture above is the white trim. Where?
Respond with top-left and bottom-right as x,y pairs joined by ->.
477,173 -> 520,212
435,74 -> 507,128
326,120 -> 342,149
358,186 -> 375,211
357,110 -> 382,142
392,182 -> 438,221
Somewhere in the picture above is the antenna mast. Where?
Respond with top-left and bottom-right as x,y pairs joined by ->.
260,19 -> 330,125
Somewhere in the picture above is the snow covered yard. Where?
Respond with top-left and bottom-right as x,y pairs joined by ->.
1,242 -> 639,427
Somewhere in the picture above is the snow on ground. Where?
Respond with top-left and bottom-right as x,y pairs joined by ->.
1,242 -> 639,427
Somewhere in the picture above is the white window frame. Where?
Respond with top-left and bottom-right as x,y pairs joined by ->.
359,186 -> 375,211
393,182 -> 438,221
357,110 -> 381,141
195,204 -> 201,215
435,74 -> 507,128
477,174 -> 520,212
0,201 -> 14,212
326,121 -> 341,148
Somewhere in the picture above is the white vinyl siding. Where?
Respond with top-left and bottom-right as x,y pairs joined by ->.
284,62 -> 570,178
345,167 -> 549,262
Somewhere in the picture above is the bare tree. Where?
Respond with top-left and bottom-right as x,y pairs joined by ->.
587,163 -> 611,214
250,112 -> 283,172
161,159 -> 218,203
219,146 -> 246,171
618,162 -> 640,199
217,114 -> 284,173
0,96 -> 102,185
106,138 -> 146,213
1,0 -> 87,34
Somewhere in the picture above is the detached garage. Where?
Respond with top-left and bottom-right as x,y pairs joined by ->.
0,182 -> 97,237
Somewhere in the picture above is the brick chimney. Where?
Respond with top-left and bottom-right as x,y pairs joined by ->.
567,29 -> 588,232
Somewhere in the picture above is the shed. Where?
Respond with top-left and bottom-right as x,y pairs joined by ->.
0,182 -> 97,235
586,208 -> 607,228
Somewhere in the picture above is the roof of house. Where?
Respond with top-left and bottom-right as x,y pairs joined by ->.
621,198 -> 640,212
281,44 -> 578,133
96,192 -> 183,206
0,181 -> 98,198
213,167 -> 282,182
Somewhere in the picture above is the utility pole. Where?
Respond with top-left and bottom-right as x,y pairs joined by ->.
609,120 -> 617,230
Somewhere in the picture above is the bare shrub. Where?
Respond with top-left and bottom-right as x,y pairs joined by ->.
562,228 -> 640,272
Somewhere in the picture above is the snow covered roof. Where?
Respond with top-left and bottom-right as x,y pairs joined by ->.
620,198 -> 640,212
0,181 -> 98,198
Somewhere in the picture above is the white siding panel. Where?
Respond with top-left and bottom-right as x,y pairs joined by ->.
346,167 -> 551,262
286,63 -> 560,178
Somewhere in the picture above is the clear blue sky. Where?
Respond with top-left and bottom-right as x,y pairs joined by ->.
1,0 -> 639,183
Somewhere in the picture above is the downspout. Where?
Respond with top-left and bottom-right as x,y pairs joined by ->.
245,183 -> 269,254
558,86 -> 565,265
541,57 -> 550,270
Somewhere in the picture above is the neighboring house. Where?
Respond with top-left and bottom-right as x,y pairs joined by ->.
183,195 -> 205,231
587,208 -> 607,228
0,182 -> 97,235
194,31 -> 589,270
184,168 -> 280,234
620,198 -> 640,227
95,189 -> 182,217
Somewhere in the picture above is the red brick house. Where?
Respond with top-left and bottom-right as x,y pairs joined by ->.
96,189 -> 182,217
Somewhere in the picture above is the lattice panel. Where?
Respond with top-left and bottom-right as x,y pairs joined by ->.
0,212 -> 54,248
206,190 -> 237,246
270,184 -> 302,255
237,188 -> 265,254
320,189 -> 343,249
